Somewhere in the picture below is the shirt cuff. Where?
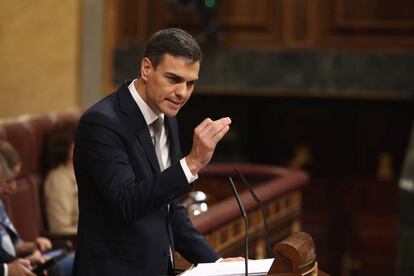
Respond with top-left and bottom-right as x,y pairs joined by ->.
4,263 -> 8,276
215,258 -> 223,263
180,158 -> 198,183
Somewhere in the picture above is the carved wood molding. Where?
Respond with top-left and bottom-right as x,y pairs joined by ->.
334,0 -> 414,31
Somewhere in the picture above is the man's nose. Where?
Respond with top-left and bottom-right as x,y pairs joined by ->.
175,83 -> 187,98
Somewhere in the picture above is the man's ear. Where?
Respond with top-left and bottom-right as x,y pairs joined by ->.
140,58 -> 152,81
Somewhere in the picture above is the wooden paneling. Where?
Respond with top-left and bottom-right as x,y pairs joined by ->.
162,0 -> 283,46
114,0 -> 152,44
112,0 -> 284,47
335,0 -> 414,30
111,0 -> 414,51
107,0 -> 413,95
218,0 -> 268,27
318,0 -> 414,50
283,0 -> 315,47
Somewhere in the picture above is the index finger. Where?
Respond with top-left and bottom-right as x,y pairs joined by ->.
205,117 -> 231,136
198,117 -> 231,129
213,117 -> 231,125
199,117 -> 231,133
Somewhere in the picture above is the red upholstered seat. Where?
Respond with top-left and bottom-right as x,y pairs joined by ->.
28,114 -> 57,173
1,120 -> 36,176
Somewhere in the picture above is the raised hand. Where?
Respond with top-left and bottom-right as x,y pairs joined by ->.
185,117 -> 231,174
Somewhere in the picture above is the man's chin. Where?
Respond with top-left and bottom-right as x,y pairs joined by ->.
162,107 -> 181,117
161,100 -> 184,116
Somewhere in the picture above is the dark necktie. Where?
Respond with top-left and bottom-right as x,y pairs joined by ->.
150,116 -> 164,171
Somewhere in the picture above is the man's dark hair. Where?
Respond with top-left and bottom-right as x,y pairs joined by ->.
144,28 -> 202,69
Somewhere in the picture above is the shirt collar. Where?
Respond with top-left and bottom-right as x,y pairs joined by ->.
128,79 -> 164,126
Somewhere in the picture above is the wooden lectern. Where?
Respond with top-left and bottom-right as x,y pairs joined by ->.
267,231 -> 329,276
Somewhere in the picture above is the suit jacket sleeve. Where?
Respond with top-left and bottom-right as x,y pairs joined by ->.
171,201 -> 220,263
0,246 -> 16,264
75,112 -> 192,224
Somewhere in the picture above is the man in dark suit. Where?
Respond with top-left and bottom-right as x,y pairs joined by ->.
73,28 -> 235,275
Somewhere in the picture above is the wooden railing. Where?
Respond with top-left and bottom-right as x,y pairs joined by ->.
176,163 -> 309,265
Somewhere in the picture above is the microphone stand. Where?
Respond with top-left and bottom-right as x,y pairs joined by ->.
236,168 -> 275,258
228,177 -> 248,276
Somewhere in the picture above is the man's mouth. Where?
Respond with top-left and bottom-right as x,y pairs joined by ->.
167,99 -> 183,107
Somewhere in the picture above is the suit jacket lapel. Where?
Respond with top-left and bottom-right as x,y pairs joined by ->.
117,81 -> 160,173
165,116 -> 182,164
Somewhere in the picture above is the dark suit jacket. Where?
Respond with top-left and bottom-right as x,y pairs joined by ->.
0,201 -> 18,276
0,246 -> 16,276
73,81 -> 219,275
0,199 -> 22,247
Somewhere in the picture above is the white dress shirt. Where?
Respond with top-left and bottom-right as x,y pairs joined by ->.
128,80 -> 197,183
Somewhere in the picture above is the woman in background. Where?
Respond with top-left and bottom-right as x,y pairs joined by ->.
43,121 -> 78,236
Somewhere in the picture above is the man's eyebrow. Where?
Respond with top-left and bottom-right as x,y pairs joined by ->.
165,72 -> 198,82
165,72 -> 182,79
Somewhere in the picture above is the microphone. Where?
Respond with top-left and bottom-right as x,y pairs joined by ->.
228,177 -> 248,276
236,168 -> 274,258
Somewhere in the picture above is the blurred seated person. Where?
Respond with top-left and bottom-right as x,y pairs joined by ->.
0,141 -> 52,256
43,121 -> 78,235
0,141 -> 72,276
0,154 -> 47,276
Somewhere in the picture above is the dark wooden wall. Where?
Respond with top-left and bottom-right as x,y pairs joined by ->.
109,0 -> 414,51
106,1 -> 414,275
